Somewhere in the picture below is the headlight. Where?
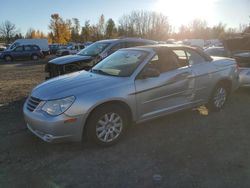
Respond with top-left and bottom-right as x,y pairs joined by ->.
41,96 -> 75,116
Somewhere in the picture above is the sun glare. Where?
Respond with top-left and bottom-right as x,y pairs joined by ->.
154,0 -> 217,28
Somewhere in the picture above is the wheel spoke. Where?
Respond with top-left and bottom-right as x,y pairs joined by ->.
98,119 -> 106,126
213,87 -> 226,108
110,113 -> 115,121
113,116 -> 120,123
96,126 -> 105,132
114,122 -> 122,128
113,127 -> 121,134
95,112 -> 124,143
104,132 -> 109,142
98,130 -> 106,138
110,132 -> 114,139
104,114 -> 109,122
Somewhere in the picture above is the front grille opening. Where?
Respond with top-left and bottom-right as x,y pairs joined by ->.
27,96 -> 42,112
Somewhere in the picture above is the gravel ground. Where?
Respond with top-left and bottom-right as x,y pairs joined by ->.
0,59 -> 250,188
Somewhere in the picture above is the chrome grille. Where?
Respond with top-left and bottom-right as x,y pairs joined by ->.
27,96 -> 42,112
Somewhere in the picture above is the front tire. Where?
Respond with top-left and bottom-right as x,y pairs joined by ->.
4,55 -> 12,62
208,84 -> 228,112
86,105 -> 128,146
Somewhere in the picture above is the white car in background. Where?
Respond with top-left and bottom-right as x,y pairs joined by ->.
56,44 -> 85,56
0,45 -> 6,56
204,46 -> 250,87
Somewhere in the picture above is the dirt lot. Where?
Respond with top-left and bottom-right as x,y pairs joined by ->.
0,59 -> 250,188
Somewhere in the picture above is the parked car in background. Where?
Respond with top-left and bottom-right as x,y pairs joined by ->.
0,45 -> 6,52
8,39 -> 49,55
204,39 -> 223,48
0,44 -> 44,61
223,36 -> 250,64
204,47 -> 228,57
49,44 -> 62,54
0,45 -> 6,56
45,38 -> 157,79
183,39 -> 205,49
204,37 -> 250,87
24,45 -> 239,146
56,43 -> 85,56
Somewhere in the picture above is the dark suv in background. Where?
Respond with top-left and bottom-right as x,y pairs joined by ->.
0,45 -> 44,61
45,38 -> 157,78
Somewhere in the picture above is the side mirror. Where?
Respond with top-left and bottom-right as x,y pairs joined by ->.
138,67 -> 160,79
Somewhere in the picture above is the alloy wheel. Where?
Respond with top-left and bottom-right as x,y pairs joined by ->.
96,112 -> 123,143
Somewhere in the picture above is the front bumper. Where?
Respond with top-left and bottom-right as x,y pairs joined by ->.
23,100 -> 86,143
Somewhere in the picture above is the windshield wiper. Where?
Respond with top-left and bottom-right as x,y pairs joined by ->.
91,69 -> 111,76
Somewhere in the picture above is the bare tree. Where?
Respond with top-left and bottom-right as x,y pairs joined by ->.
118,10 -> 171,40
0,20 -> 17,43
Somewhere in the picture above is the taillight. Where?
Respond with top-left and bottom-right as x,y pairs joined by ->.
236,63 -> 240,72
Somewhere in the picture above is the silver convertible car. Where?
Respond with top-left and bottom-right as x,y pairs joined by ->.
23,45 -> 239,146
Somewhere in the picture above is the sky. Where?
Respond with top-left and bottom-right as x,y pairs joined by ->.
0,0 -> 249,35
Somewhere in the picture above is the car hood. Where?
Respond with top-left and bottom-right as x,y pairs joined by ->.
234,51 -> 250,58
49,54 -> 93,65
31,71 -> 128,100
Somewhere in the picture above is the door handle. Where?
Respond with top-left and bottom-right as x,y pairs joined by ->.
178,72 -> 190,77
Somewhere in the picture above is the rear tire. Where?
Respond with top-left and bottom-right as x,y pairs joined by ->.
85,105 -> 128,146
4,55 -> 12,62
31,54 -> 39,61
207,84 -> 228,112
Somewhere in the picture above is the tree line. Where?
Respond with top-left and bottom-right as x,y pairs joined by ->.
0,10 -> 250,44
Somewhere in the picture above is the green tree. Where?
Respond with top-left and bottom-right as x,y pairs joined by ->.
48,14 -> 71,43
81,20 -> 91,42
71,18 -> 80,42
96,14 -> 105,39
105,18 -> 116,38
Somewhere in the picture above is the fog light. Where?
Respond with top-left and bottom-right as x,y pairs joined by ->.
43,134 -> 53,142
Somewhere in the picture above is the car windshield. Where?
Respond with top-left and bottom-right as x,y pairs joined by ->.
91,49 -> 149,77
77,42 -> 110,56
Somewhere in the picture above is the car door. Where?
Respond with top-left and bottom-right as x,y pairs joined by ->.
134,49 -> 195,121
23,45 -> 33,59
12,46 -> 24,59
184,49 -> 217,102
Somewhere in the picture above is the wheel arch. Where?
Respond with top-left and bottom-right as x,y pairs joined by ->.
215,78 -> 232,94
4,54 -> 13,60
82,100 -> 134,140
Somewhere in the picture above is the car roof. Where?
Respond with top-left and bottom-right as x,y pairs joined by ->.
96,38 -> 157,44
125,44 -> 213,61
205,46 -> 224,50
128,44 -> 194,51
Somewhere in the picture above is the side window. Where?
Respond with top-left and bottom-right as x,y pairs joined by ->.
14,46 -> 23,52
147,51 -> 180,74
186,50 -> 206,65
146,54 -> 160,70
173,50 -> 188,67
108,43 -> 126,55
24,45 -> 32,51
32,45 -> 40,50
